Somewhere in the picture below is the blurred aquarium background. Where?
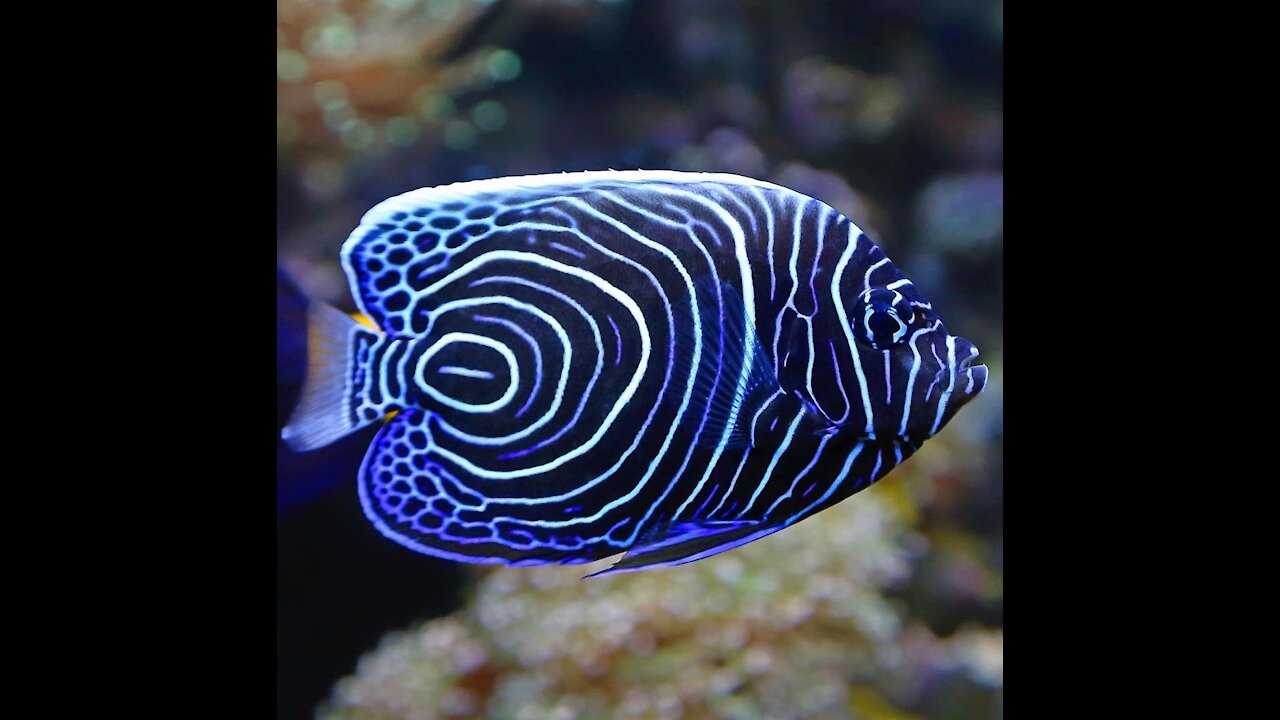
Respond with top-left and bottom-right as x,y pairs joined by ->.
277,0 -> 1002,718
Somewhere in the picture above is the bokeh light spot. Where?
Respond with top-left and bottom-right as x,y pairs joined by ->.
305,21 -> 357,59
341,121 -> 376,150
428,0 -> 460,21
323,102 -> 357,131
444,120 -> 478,150
416,89 -> 456,122
313,80 -> 347,106
276,50 -> 308,83
386,117 -> 420,147
487,49 -> 522,82
472,100 -> 508,132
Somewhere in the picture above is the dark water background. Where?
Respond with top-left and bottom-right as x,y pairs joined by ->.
278,1 -> 1001,717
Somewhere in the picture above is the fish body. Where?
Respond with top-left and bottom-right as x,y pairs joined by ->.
283,170 -> 987,576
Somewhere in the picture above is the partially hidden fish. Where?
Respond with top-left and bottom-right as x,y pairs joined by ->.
282,170 -> 987,577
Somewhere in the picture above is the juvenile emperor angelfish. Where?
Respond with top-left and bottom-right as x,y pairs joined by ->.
283,170 -> 987,577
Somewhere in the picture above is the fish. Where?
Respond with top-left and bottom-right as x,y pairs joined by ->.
282,170 -> 987,577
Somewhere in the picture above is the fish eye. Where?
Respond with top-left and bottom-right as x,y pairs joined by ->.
864,307 -> 906,349
854,289 -> 917,350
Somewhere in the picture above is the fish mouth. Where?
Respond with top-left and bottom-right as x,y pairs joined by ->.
820,340 -> 989,445
954,340 -> 988,398
963,363 -> 989,396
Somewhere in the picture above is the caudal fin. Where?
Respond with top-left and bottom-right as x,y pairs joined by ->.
282,302 -> 381,451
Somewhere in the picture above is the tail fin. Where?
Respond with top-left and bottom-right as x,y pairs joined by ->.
282,302 -> 382,451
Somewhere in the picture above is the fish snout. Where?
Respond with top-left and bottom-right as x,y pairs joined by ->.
952,337 -> 987,399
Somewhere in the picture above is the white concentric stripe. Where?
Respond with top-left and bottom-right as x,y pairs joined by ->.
828,340 -> 851,424
863,256 -> 890,293
361,335 -> 388,405
635,184 -> 756,337
930,335 -> 959,435
572,190 -> 705,433
595,187 -> 760,535
425,294 -> 572,446
439,366 -> 495,380
801,314 -> 832,423
477,201 -> 758,534
897,321 -> 942,436
651,202 -> 724,254
547,240 -> 584,259
737,409 -> 806,518
789,195 -> 803,305
471,204 -> 692,525
747,185 -> 778,303
883,350 -> 892,405
474,314 -> 542,419
470,274 -> 606,456
749,389 -> 784,445
864,449 -> 883,491
593,202 -> 730,480
763,433 -> 832,517
747,438 -> 865,543
809,203 -> 831,314
616,185 -> 759,449
377,338 -> 407,407
615,185 -> 767,540
339,172 -> 789,315
923,343 -> 945,402
415,332 -> 519,413
416,251 -> 651,482
718,183 -> 760,237
788,440 -> 866,523
395,337 -> 415,400
831,225 -> 876,434
771,194 -> 802,371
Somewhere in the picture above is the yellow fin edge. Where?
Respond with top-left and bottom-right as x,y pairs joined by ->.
351,312 -> 380,331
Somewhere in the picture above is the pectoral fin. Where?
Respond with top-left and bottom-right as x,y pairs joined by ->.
672,277 -> 782,450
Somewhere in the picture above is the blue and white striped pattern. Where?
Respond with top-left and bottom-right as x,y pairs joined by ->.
310,171 -> 987,574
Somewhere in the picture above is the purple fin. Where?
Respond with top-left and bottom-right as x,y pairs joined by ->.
584,519 -> 781,578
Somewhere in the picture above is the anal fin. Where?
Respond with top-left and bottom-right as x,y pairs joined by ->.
584,519 -> 783,578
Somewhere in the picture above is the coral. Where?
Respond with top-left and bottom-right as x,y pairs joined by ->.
276,0 -> 512,165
